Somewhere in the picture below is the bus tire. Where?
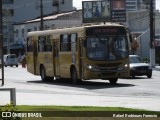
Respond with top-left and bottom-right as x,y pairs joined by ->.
109,78 -> 118,85
71,67 -> 80,85
147,74 -> 152,78
40,66 -> 51,82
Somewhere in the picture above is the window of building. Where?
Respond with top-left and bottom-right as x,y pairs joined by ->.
3,38 -> 7,42
39,26 -> 41,30
52,0 -> 59,6
27,29 -> 31,32
61,0 -> 64,4
52,24 -> 55,29
60,34 -> 71,51
16,29 -> 19,38
22,28 -> 25,38
156,29 -> 160,34
10,9 -> 14,16
2,0 -> 13,4
34,26 -> 37,31
2,9 -> 14,16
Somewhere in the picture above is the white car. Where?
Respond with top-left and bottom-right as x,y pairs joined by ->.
3,54 -> 19,67
129,55 -> 152,78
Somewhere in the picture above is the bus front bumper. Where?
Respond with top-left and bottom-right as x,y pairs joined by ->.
82,68 -> 129,80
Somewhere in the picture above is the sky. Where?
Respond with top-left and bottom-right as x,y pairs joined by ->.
157,0 -> 160,10
73,0 -> 160,10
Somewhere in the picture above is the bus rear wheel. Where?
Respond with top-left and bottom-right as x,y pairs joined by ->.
71,67 -> 80,85
109,78 -> 118,85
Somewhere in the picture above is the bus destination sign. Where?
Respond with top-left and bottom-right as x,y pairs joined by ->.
86,27 -> 126,36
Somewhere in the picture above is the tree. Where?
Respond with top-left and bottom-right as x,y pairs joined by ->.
131,37 -> 140,55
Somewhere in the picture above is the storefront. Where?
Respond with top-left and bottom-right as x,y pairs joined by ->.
4,43 -> 25,57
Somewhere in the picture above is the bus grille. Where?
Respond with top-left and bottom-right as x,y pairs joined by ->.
96,63 -> 122,67
102,72 -> 116,76
135,66 -> 149,70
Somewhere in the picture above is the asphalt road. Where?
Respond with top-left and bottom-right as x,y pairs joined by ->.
0,66 -> 160,111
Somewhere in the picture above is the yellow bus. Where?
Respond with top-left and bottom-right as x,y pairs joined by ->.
26,23 -> 130,85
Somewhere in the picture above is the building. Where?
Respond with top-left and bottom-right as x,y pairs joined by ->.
14,10 -> 82,56
2,0 -> 73,55
13,0 -> 73,23
10,0 -> 160,63
126,0 -> 140,11
126,0 -> 156,11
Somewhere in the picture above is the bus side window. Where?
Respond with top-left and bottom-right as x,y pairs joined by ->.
27,37 -> 33,52
38,36 -> 46,52
46,35 -> 52,52
71,33 -> 77,52
60,34 -> 71,51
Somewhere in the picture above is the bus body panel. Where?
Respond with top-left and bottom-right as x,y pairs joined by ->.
59,52 -> 72,78
37,52 -> 54,77
26,52 -> 35,75
53,40 -> 60,77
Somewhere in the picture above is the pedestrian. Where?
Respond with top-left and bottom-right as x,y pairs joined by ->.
22,55 -> 26,68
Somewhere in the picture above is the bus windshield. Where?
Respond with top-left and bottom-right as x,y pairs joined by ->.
86,36 -> 128,61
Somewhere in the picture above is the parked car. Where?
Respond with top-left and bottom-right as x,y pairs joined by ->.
129,55 -> 152,78
3,54 -> 19,67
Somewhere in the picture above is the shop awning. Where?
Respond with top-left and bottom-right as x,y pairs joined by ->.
9,44 -> 24,49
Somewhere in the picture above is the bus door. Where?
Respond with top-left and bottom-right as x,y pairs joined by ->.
78,38 -> 84,79
71,34 -> 77,66
33,40 -> 38,74
53,40 -> 60,77
27,37 -> 38,75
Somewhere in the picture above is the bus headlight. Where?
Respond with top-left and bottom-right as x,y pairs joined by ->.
86,64 -> 98,71
118,64 -> 128,70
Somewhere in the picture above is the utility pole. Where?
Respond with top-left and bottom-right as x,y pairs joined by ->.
0,0 -> 4,85
149,0 -> 155,68
40,0 -> 44,30
7,12 -> 11,54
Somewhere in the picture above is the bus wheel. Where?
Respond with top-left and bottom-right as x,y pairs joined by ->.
147,74 -> 152,78
40,66 -> 50,82
71,67 -> 80,85
109,78 -> 118,85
